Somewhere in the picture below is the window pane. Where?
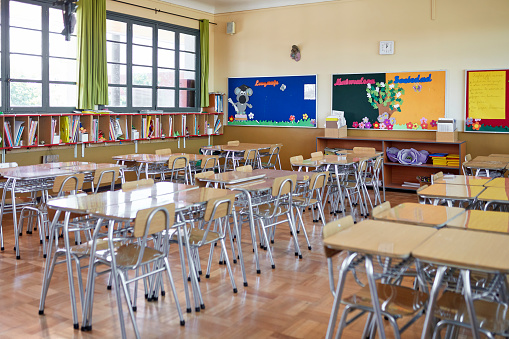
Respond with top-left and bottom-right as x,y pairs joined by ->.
179,52 -> 195,70
158,49 -> 174,68
157,89 -> 175,107
10,1 -> 41,29
11,55 -> 41,80
106,20 -> 127,42
158,29 -> 175,49
179,71 -> 196,88
132,45 -> 152,66
107,41 -> 126,63
179,90 -> 195,108
108,86 -> 127,107
50,33 -> 76,58
10,82 -> 42,107
108,63 -> 127,85
133,24 -> 152,46
132,66 -> 152,86
49,58 -> 76,82
158,68 -> 175,87
10,28 -> 41,54
180,33 -> 195,52
133,87 -> 152,107
50,83 -> 76,107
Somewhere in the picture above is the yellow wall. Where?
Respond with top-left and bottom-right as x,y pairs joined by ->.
212,0 -> 509,162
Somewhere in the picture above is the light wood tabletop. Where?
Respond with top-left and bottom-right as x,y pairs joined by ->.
373,202 -> 465,227
201,143 -> 273,152
445,209 -> 509,233
489,154 -> 509,159
323,219 -> 437,258
252,169 -> 310,182
412,228 -> 509,272
477,186 -> 509,203
433,174 -> 492,186
483,177 -> 509,188
291,154 -> 373,168
464,159 -> 508,171
417,183 -> 485,200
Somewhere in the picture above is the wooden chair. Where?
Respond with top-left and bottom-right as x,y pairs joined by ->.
235,165 -> 252,172
431,171 -> 444,184
122,178 -> 154,191
195,171 -> 215,188
417,184 -> 430,204
155,148 -> 172,156
290,155 -> 304,171
311,151 -> 323,158
166,154 -> 190,183
353,147 -> 376,155
259,144 -> 282,170
227,140 -> 240,146
371,201 -> 391,219
93,167 -> 120,193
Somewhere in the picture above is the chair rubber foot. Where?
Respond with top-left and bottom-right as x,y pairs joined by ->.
205,274 -> 210,278
39,310 -> 44,315
147,297 -> 152,302
19,233 -> 22,236
366,213 -> 370,216
354,221 -> 357,224
145,294 -> 148,299
180,320 -> 185,326
198,270 -> 202,275
330,211 -> 334,214
0,247 -> 3,251
295,252 -> 298,256
313,219 -> 318,222
16,255 -> 20,260
233,288 -> 238,293
74,323 -> 79,330
132,306 -> 137,312
40,240 -> 43,244
308,246 -> 312,250
233,259 -> 237,264
271,265 -> 275,269
296,230 -> 300,234
26,231 -> 32,235
43,254 -> 46,258
270,240 -> 274,244
107,285 -> 112,290
243,282 -> 248,287
186,308 -> 192,313
187,277 -> 191,282
13,246 -> 16,250
257,269 -> 261,274
299,254 -> 303,259
263,247 -> 267,250
161,291 -> 165,296
218,261 -> 223,265
197,277 -> 200,282
195,307 -> 200,312
46,236 -> 49,240
201,304 -> 205,309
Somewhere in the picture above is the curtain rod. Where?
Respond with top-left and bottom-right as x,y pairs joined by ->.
111,0 -> 217,25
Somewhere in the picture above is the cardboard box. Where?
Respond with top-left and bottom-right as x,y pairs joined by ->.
79,133 -> 89,142
325,125 -> 347,138
436,131 -> 458,142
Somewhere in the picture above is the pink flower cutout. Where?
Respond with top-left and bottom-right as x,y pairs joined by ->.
352,121 -> 359,128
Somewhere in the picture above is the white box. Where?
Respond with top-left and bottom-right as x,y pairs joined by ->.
79,133 -> 89,142
52,134 -> 60,144
131,130 -> 140,139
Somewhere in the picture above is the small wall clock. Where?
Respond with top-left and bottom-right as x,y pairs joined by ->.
379,41 -> 394,55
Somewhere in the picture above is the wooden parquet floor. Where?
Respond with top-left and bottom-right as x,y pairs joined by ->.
0,190 -> 429,338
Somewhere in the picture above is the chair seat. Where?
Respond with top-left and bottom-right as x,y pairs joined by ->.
435,291 -> 509,334
99,244 -> 165,268
4,196 -> 33,205
343,283 -> 428,316
70,238 -> 123,256
188,228 -> 222,245
292,196 -> 319,205
254,203 -> 288,218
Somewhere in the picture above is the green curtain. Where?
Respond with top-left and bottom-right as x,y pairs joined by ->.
76,0 -> 108,110
200,19 -> 210,108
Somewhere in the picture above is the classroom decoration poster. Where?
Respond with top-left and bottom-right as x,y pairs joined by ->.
465,69 -> 509,132
332,71 -> 446,130
227,75 -> 317,127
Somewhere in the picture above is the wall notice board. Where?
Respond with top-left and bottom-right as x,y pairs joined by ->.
465,69 -> 509,133
227,75 -> 317,128
332,71 -> 446,130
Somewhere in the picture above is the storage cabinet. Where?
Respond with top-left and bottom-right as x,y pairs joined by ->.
202,93 -> 224,135
316,136 -> 467,190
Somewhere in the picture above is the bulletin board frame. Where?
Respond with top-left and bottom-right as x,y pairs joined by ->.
226,74 -> 317,128
465,69 -> 509,133
331,70 -> 447,131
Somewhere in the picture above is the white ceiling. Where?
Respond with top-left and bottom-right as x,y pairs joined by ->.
160,0 -> 336,14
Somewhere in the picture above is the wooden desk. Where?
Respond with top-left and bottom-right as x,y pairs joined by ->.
445,209 -> 509,233
201,143 -> 275,171
477,186 -> 509,210
373,202 -> 465,227
324,220 -> 436,339
433,174 -> 491,186
483,177 -> 509,188
417,184 -> 485,206
198,170 -> 266,185
413,228 -> 509,339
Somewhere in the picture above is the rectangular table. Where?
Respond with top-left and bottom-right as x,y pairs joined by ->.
477,186 -> 509,210
201,143 -> 273,171
445,209 -> 509,233
417,183 -> 485,207
433,174 -> 492,186
373,202 -> 465,227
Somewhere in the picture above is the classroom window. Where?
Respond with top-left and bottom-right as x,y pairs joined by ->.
106,13 -> 200,112
7,0 -> 77,111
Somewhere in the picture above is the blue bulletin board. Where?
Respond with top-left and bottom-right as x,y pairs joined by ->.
227,75 -> 317,127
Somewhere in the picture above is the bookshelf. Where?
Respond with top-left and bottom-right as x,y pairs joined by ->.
202,93 -> 224,135
0,111 -> 222,150
316,136 -> 467,191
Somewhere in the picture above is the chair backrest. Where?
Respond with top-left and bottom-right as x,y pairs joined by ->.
134,203 -> 175,238
311,151 -> 323,159
465,154 -> 472,162
155,148 -> 172,156
236,165 -> 252,172
0,162 -> 17,169
93,167 -> 120,193
353,147 -> 376,155
417,184 -> 428,193
322,216 -> 355,258
269,144 -> 282,154
272,174 -> 296,197
201,156 -> 218,170
168,154 -> 189,169
122,178 -> 154,191
432,171 -> 444,183
227,140 -> 240,146
203,194 -> 236,222
372,201 -> 391,218
290,155 -> 303,164
309,171 -> 329,190
53,174 -> 85,196
244,149 -> 257,160
195,171 -> 215,188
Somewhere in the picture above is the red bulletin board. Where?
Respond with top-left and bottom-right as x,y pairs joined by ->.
465,69 -> 509,132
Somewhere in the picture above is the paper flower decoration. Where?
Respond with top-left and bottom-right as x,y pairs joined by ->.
406,122 -> 413,129
352,121 -> 359,128
466,117 -> 473,126
248,112 -> 254,120
289,115 -> 295,122
430,120 -> 437,127
373,121 -> 380,129
421,122 -> 428,129
302,113 -> 308,120
365,121 -> 372,129
359,122 -> 365,128
472,121 -> 481,130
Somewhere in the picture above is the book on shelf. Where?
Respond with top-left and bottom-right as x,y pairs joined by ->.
168,116 -> 172,137
3,121 -> 12,147
13,120 -> 24,146
28,120 -> 38,146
